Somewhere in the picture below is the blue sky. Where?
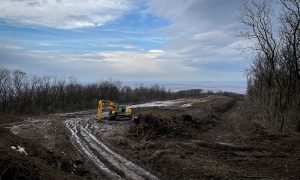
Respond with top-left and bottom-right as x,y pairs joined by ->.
0,0 -> 247,83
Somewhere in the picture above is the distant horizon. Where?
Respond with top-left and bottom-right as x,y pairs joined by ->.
123,80 -> 247,94
0,65 -> 247,94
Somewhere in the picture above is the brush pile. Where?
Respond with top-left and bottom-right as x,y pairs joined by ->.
128,113 -> 218,140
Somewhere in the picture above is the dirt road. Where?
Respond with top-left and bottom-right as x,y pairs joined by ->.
1,98 -> 207,179
64,112 -> 158,180
202,101 -> 252,146
3,97 -> 300,179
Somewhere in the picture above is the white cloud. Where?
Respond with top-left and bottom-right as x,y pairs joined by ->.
0,44 -> 22,50
0,0 -> 132,29
148,49 -> 164,53
0,41 -> 202,81
0,39 -> 245,82
146,0 -> 246,67
0,0 -> 247,82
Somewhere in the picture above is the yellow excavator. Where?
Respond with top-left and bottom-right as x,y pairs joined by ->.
97,100 -> 133,122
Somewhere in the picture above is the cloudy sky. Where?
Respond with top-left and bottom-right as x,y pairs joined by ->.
0,0 -> 247,84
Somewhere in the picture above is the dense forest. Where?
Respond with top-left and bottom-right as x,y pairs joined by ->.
0,67 -> 174,114
240,0 -> 300,131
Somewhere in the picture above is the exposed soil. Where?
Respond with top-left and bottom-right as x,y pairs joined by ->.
105,98 -> 300,179
0,111 -> 103,180
0,96 -> 299,179
0,126 -> 83,180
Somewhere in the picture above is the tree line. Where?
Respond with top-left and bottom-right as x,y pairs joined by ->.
0,67 -> 175,115
0,66 -> 244,116
240,0 -> 300,131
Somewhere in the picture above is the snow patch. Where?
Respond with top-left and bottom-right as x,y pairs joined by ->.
180,103 -> 192,107
129,99 -> 210,109
11,145 -> 28,155
129,99 -> 186,108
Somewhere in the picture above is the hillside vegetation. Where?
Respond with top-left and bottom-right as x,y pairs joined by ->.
240,0 -> 300,132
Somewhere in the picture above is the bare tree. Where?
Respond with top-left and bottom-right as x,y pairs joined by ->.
0,68 -> 11,114
240,0 -> 300,131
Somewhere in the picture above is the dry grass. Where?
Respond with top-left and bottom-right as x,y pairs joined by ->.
191,98 -> 236,114
182,158 -> 233,179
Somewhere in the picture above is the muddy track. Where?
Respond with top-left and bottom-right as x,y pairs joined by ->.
202,101 -> 250,146
65,114 -> 158,180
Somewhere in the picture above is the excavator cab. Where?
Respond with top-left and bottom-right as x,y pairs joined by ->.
97,100 -> 133,122
118,105 -> 126,114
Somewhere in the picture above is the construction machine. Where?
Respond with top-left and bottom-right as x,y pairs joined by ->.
97,100 -> 133,122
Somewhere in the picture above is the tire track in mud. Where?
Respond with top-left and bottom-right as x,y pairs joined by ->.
65,118 -> 121,179
65,114 -> 158,180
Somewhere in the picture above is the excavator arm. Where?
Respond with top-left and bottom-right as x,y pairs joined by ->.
97,100 -> 133,122
97,100 -> 118,121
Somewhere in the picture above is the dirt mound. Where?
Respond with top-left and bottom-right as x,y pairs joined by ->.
127,113 -> 218,140
0,151 -> 39,179
0,128 -> 39,179
0,127 -> 81,180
